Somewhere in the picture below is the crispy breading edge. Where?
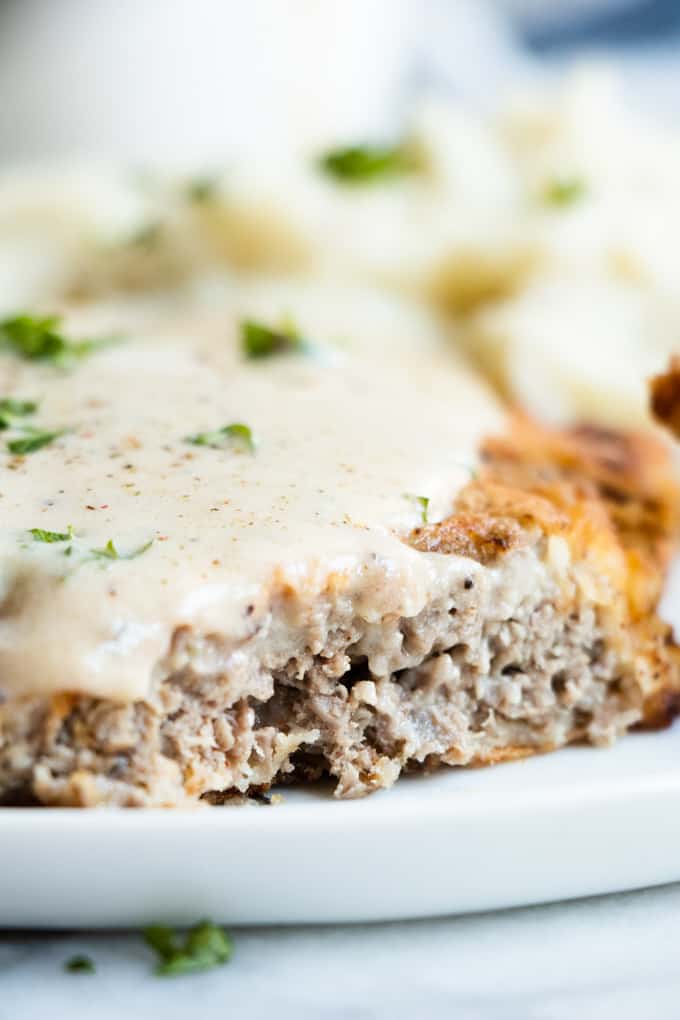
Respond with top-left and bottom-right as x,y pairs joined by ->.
651,355 -> 680,439
407,414 -> 680,731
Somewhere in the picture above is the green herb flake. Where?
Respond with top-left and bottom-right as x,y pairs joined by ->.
0,402 -> 37,430
30,525 -> 74,544
186,422 -> 255,453
143,925 -> 178,961
542,176 -> 586,208
64,954 -> 96,975
7,428 -> 63,455
90,538 -> 154,562
0,398 -> 38,418
0,313 -> 108,367
319,143 -> 415,184
143,920 -> 233,977
241,318 -> 309,360
404,493 -> 430,524
0,314 -> 65,361
186,176 -> 219,204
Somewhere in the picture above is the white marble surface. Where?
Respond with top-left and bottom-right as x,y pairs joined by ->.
2,883 -> 680,1020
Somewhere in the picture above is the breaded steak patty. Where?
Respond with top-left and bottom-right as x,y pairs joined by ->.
2,407 -> 678,806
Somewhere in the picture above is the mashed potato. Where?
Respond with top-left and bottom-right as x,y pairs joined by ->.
0,66 -> 678,427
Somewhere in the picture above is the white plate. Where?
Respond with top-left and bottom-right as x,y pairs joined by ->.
2,722 -> 680,928
5,563 -> 680,930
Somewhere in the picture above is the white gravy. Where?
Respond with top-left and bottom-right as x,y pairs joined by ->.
0,291 -> 503,699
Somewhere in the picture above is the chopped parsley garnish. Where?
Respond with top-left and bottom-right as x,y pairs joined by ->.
30,525 -> 74,543
401,493 -> 428,526
186,422 -> 255,452
404,493 -> 430,524
90,538 -> 154,561
143,920 -> 233,977
1,315 -> 69,362
64,954 -> 96,974
319,143 -> 415,183
0,398 -> 38,424
0,314 -> 107,367
416,496 -> 430,523
186,176 -> 219,203
542,176 -> 586,207
403,495 -> 430,526
7,428 -> 64,455
241,318 -> 308,360
2,399 -> 67,456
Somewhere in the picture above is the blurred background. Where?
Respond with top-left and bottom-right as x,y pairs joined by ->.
0,0 -> 679,163
1,0 -> 680,431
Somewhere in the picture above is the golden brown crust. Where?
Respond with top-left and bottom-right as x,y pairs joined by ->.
468,745 -> 542,768
651,356 -> 680,439
636,686 -> 680,731
411,415 -> 679,601
408,507 -> 527,564
480,417 -> 678,589
407,414 -> 680,729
